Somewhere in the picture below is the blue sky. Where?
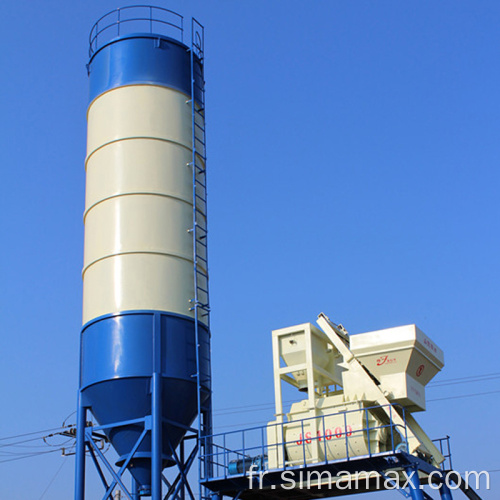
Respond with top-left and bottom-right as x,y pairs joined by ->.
0,1 -> 499,498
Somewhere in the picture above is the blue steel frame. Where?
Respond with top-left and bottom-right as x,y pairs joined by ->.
75,8 -> 212,500
200,404 -> 454,500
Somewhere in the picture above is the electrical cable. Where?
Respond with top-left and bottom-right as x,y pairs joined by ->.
0,449 -> 61,464
1,372 -> 499,458
428,389 -> 500,402
212,371 -> 500,417
0,432 -> 74,448
38,459 -> 66,500
429,373 -> 500,387
215,387 -> 500,431
0,426 -> 66,442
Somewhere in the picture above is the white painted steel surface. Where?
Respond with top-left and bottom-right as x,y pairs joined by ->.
267,397 -> 388,469
83,85 -> 207,325
268,315 -> 445,468
350,325 -> 444,411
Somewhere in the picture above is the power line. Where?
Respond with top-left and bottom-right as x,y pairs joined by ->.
38,459 -> 66,500
0,422 -> 77,465
1,371 -> 499,453
215,403 -> 276,416
429,372 -> 500,387
0,449 -> 61,464
214,387 -> 500,432
215,400 -> 282,413
428,389 -> 500,402
0,426 -> 66,442
212,371 -> 500,417
0,433 -> 72,448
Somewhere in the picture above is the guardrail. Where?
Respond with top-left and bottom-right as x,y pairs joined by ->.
88,5 -> 184,57
432,435 -> 453,471
201,403 -> 414,481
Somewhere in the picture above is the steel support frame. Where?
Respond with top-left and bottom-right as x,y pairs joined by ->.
405,465 -> 455,500
74,313 -> 200,500
201,449 -> 455,500
439,482 -> 453,500
405,466 -> 425,500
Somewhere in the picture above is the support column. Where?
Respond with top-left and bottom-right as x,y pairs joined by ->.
131,477 -> 139,500
75,393 -> 87,500
152,371 -> 162,499
439,482 -> 453,500
152,314 -> 163,500
406,467 -> 424,500
180,440 -> 186,500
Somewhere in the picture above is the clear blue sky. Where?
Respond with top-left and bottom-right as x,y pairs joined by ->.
0,1 -> 498,498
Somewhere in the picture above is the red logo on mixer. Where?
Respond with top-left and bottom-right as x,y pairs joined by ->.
376,355 -> 396,366
423,338 -> 438,354
296,426 -> 353,445
416,364 -> 425,377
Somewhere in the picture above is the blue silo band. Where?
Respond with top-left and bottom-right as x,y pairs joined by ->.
80,310 -> 210,389
87,34 -> 203,103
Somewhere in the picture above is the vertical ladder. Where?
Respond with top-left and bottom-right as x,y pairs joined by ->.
190,17 -> 213,500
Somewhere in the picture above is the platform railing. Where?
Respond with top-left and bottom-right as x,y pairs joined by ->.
88,5 -> 184,57
432,435 -> 453,471
201,403 -> 412,481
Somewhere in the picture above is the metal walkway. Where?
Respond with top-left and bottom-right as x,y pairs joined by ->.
200,405 -> 482,500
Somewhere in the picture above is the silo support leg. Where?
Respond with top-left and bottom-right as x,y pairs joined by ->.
152,371 -> 163,500
74,394 -> 87,500
405,467 -> 425,500
152,315 -> 163,500
131,477 -> 139,500
439,483 -> 453,500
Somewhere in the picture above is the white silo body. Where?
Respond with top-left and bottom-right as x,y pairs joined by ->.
84,85 -> 207,325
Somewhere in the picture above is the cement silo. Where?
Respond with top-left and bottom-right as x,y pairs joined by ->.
74,7 -> 211,499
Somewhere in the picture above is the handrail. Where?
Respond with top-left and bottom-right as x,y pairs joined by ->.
88,5 -> 184,58
206,402 -> 407,439
200,403 -> 415,480
432,435 -> 453,471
